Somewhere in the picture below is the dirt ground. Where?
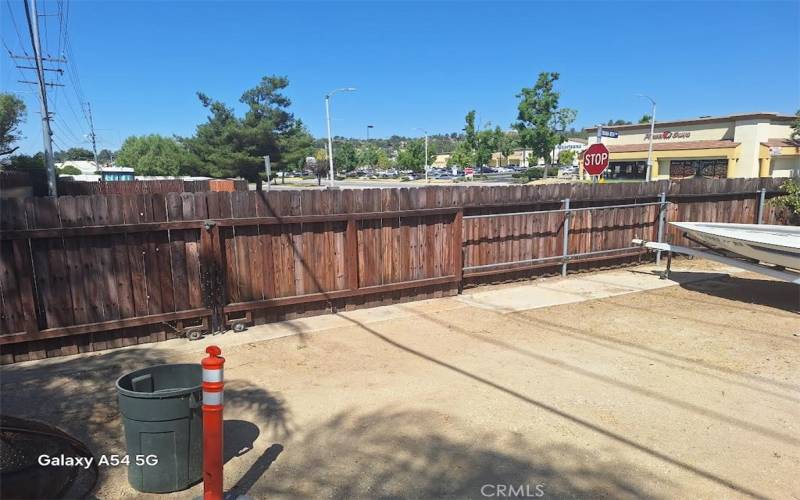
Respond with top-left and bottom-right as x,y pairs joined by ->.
1,261 -> 798,499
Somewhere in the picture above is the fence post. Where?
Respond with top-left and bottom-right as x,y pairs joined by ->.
453,208 -> 464,292
757,188 -> 766,224
656,191 -> 667,265
561,198 -> 571,277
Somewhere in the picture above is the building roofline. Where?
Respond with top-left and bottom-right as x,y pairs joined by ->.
585,112 -> 795,133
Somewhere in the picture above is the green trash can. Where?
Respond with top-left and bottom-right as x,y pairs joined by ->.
116,364 -> 203,493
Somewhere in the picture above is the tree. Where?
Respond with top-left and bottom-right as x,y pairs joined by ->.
605,119 -> 632,126
790,109 -> 800,144
463,110 -> 478,164
449,110 -> 484,168
475,128 -> 498,168
448,141 -> 473,167
334,141 -> 358,172
513,72 -> 563,169
495,128 -> 516,165
313,147 -> 328,164
277,120 -> 314,175
55,147 -> 94,162
558,149 -> 576,166
6,153 -> 44,170
117,134 -> 194,176
397,139 -> 435,172
98,149 -> 114,163
1,93 -> 26,156
184,75 -> 301,190
306,156 -> 328,186
639,114 -> 652,124
58,164 -> 82,175
358,144 -> 380,169
551,108 -> 577,164
375,149 -> 392,169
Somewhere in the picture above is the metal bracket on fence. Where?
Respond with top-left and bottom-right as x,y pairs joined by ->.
756,188 -> 766,225
656,192 -> 667,265
561,198 -> 571,277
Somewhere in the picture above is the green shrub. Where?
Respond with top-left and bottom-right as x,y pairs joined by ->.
770,179 -> 800,215
58,164 -> 82,176
516,167 -> 559,181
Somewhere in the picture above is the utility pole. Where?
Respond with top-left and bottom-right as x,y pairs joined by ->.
366,124 -> 374,170
263,155 -> 271,191
23,0 -> 57,196
594,125 -> 603,184
86,102 -> 99,169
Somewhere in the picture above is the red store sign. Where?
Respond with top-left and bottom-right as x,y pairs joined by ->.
645,130 -> 691,140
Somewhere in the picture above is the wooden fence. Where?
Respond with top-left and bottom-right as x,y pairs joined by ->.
57,178 -> 249,195
0,178 -> 788,363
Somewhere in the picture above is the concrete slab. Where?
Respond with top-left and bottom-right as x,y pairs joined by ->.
456,264 -> 742,313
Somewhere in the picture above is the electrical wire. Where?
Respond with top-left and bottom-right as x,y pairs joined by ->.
5,1 -> 30,56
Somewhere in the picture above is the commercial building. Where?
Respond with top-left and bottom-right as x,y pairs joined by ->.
503,138 -> 587,168
582,112 -> 798,179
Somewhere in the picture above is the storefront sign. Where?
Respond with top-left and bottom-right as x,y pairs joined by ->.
645,130 -> 691,140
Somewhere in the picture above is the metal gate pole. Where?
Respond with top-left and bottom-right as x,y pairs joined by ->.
757,188 -> 766,224
656,191 -> 667,265
561,198 -> 571,277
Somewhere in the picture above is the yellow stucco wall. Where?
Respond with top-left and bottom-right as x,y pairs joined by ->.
579,146 -> 741,180
588,122 -> 734,146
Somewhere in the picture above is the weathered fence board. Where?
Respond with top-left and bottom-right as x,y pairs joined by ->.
56,178 -> 248,196
0,178 -> 789,362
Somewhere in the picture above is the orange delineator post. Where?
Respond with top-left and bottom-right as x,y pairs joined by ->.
201,345 -> 225,500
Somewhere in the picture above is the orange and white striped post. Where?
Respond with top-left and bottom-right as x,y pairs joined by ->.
201,345 -> 225,500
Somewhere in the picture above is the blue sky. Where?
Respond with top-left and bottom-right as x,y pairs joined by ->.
3,0 -> 799,154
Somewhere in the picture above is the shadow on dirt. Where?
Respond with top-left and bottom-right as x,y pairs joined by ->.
0,347 -> 292,496
635,270 -> 799,313
243,408 -> 665,499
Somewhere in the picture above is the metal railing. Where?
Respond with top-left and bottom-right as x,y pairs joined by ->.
463,195 -> 670,276
463,187 -> 771,277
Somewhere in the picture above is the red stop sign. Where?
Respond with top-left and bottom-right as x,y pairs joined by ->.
583,143 -> 610,176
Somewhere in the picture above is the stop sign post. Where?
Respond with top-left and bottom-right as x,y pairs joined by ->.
583,143 -> 610,177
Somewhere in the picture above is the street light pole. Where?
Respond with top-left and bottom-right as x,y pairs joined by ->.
325,87 -> 357,188
638,94 -> 656,182
416,128 -> 429,183
366,124 -> 374,170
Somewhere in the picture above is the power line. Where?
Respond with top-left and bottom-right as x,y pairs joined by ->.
40,0 -> 50,57
51,116 -> 84,145
5,1 -> 30,56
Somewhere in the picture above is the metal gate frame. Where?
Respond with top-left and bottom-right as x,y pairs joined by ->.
462,194 -> 669,277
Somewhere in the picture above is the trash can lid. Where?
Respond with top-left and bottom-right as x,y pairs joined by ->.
116,363 -> 201,399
